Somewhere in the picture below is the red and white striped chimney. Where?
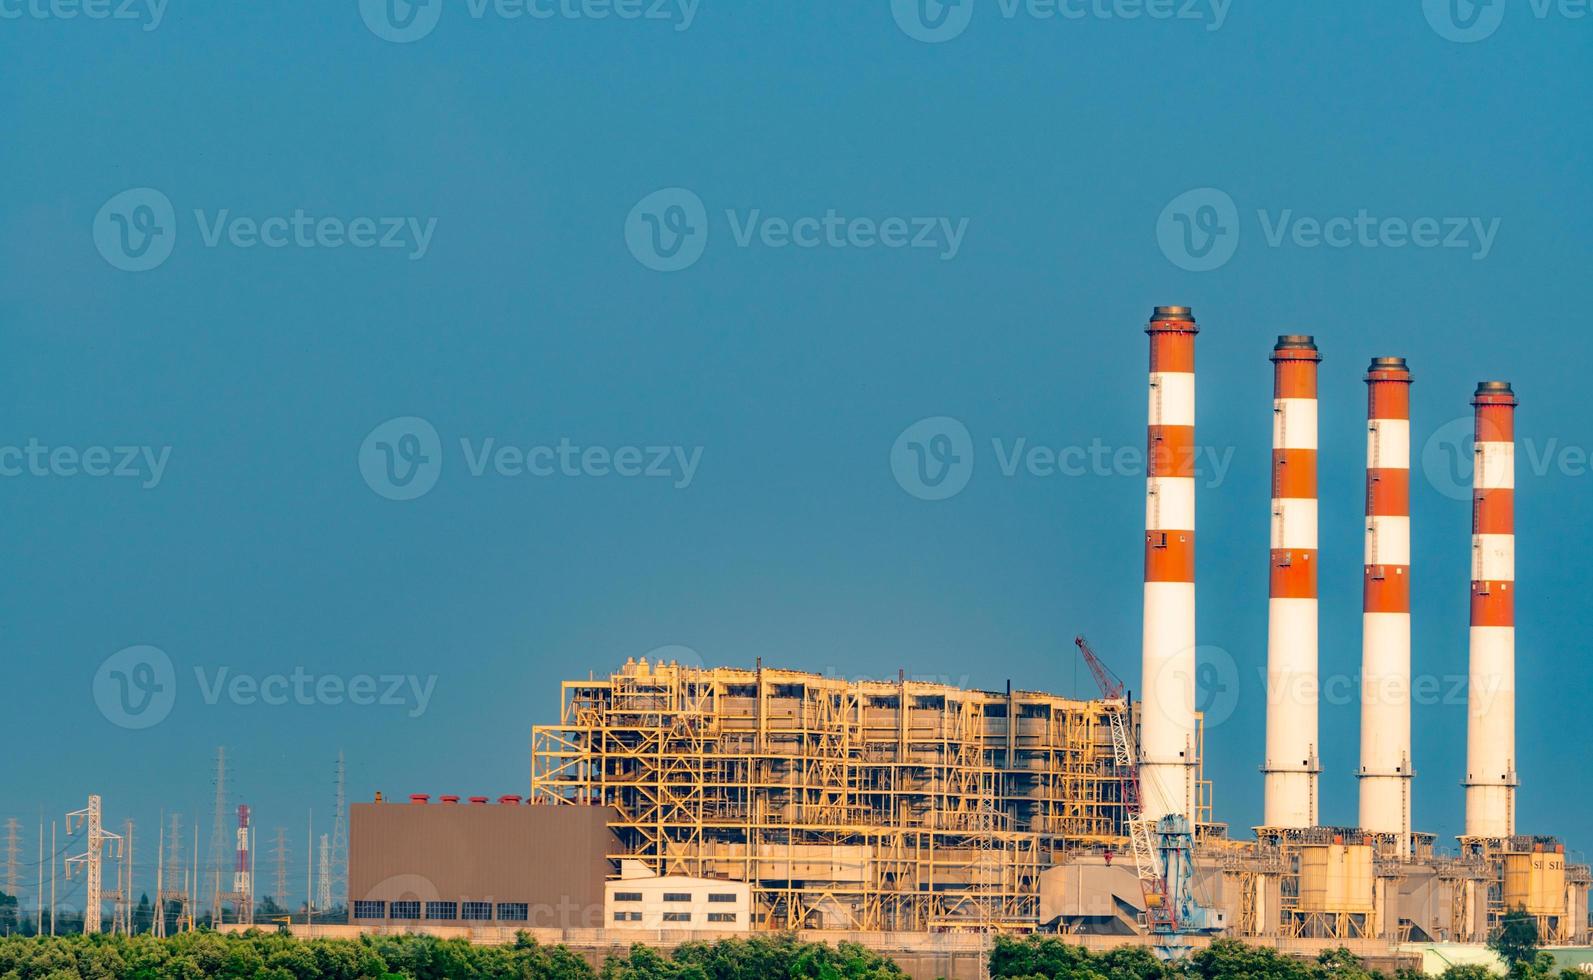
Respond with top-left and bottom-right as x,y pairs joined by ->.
1359,357 -> 1414,852
1142,305 -> 1198,827
1465,381 -> 1517,839
1263,335 -> 1321,829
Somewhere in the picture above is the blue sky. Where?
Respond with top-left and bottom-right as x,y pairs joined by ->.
2,1 -> 1589,909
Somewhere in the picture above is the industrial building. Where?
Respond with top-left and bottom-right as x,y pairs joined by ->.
528,663 -> 1190,930
349,307 -> 1589,964
348,797 -> 617,928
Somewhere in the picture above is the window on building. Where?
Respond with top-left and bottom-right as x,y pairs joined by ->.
426,901 -> 457,920
353,901 -> 386,920
662,893 -> 691,903
662,912 -> 691,922
613,891 -> 643,902
707,893 -> 736,903
707,912 -> 737,923
390,901 -> 421,920
613,911 -> 642,922
461,902 -> 493,920
497,903 -> 529,922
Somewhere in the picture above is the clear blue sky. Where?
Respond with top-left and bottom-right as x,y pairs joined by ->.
2,1 -> 1589,909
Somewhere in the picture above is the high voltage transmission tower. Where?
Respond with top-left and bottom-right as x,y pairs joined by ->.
155,812 -> 190,936
316,834 -> 331,913
207,747 -> 228,924
2,818 -> 19,933
65,796 -> 121,935
108,819 -> 134,935
271,828 -> 288,909
331,752 -> 348,909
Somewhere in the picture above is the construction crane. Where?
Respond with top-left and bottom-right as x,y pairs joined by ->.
1073,635 -> 1224,957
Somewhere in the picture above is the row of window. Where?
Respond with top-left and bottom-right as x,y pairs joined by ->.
613,911 -> 737,923
612,892 -> 738,903
353,901 -> 530,921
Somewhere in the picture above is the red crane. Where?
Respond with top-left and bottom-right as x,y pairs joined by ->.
1072,635 -> 1178,934
1074,634 -> 1125,701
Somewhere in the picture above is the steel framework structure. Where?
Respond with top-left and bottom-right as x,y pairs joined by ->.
531,659 -> 1129,931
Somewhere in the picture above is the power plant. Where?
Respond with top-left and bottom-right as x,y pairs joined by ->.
25,308 -> 1588,976
332,307 -> 1593,966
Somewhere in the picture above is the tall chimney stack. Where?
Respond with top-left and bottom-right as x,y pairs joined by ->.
1263,335 -> 1322,829
1465,381 -> 1518,839
1141,305 -> 1198,827
1359,356 -> 1414,853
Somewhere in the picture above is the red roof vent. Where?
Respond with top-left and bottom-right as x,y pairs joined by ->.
440,795 -> 460,805
498,795 -> 523,805
409,794 -> 430,804
468,796 -> 489,805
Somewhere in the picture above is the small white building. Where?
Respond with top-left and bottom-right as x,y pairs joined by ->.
603,859 -> 752,931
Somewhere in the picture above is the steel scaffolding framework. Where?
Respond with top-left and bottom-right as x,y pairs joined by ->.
531,659 -> 1131,931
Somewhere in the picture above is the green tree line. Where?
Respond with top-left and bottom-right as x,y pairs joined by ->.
0,916 -> 1572,980
0,931 -> 904,980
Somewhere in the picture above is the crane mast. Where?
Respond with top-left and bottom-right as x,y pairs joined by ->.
1073,635 -> 1224,954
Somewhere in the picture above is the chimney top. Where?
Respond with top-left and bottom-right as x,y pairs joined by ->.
1150,305 -> 1194,321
